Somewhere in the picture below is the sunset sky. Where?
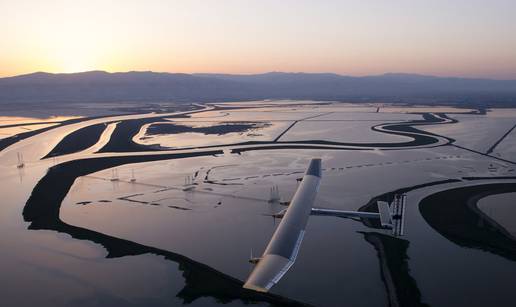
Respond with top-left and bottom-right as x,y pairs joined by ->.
1,0 -> 515,79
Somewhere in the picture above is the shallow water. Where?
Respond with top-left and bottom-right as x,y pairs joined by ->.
1,102 -> 516,307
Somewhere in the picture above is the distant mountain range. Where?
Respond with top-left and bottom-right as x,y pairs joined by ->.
1,71 -> 515,105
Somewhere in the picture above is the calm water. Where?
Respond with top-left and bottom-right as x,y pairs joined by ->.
1,102 -> 515,307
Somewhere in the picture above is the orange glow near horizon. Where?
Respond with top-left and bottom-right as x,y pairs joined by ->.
1,0 -> 516,79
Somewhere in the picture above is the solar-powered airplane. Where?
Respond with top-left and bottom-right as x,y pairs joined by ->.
243,158 -> 406,292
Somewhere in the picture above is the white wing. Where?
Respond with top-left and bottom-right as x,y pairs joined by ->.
244,158 -> 321,292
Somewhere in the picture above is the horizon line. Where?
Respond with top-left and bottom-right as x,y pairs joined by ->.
2,70 -> 516,81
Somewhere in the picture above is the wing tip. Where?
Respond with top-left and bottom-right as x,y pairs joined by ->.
243,283 -> 269,293
306,158 -> 322,177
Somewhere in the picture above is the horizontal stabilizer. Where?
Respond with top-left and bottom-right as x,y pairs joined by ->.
391,194 -> 406,236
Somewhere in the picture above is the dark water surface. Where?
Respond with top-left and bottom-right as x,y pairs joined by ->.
1,103 -> 516,307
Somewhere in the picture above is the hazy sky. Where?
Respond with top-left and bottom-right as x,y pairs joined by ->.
1,0 -> 515,78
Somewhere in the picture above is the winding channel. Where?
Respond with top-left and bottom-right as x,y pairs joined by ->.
41,110 -> 455,159
4,105 -> 514,306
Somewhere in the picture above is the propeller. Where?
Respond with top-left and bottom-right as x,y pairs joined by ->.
249,247 -> 261,265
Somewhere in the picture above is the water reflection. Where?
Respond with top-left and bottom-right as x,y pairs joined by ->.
361,232 -> 430,307
23,152 -> 311,306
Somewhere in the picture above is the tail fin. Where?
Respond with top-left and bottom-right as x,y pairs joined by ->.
377,201 -> 393,229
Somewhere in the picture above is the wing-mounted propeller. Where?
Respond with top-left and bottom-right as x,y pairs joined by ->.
249,248 -> 261,264
262,208 -> 287,219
